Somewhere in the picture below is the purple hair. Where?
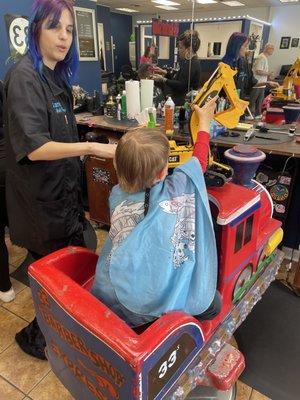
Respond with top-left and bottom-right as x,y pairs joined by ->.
222,32 -> 248,68
28,0 -> 79,86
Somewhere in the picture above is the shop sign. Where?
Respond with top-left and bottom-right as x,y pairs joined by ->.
152,19 -> 179,37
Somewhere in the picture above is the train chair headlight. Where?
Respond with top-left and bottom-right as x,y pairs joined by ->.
265,227 -> 284,257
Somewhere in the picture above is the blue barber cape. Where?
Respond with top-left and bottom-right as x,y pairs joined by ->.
92,157 -> 218,321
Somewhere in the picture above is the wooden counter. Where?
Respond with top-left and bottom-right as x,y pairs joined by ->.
211,137 -> 300,158
211,132 -> 300,158
76,113 -> 140,136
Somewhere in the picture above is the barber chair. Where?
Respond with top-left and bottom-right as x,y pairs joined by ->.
29,246 -> 249,400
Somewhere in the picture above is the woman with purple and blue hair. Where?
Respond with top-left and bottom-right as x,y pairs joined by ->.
3,0 -> 116,359
27,0 -> 79,86
222,32 -> 268,104
222,32 -> 257,100
222,32 -> 249,69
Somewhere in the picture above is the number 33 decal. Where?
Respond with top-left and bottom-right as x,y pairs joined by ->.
9,17 -> 29,55
158,350 -> 178,379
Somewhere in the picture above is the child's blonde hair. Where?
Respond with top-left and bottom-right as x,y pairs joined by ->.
115,129 -> 170,193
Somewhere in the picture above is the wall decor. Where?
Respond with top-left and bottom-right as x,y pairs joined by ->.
280,36 -> 291,50
291,38 -> 299,48
4,14 -> 29,59
97,23 -> 106,70
248,21 -> 263,58
74,7 -> 98,61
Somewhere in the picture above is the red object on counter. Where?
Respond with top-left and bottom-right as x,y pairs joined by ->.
265,107 -> 285,124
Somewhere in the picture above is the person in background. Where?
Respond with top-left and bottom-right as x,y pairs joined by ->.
92,97 -> 221,328
153,30 -> 201,106
4,0 -> 115,359
0,80 -> 15,303
137,63 -> 164,107
222,32 -> 257,101
140,46 -> 153,65
249,43 -> 279,119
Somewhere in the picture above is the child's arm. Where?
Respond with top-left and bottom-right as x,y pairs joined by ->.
193,131 -> 210,173
192,98 -> 217,173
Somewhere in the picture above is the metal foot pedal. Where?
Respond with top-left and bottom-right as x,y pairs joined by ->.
207,344 -> 245,391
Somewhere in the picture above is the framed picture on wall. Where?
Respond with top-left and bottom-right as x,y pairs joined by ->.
280,36 -> 291,50
97,23 -> 106,70
291,38 -> 299,48
74,7 -> 98,61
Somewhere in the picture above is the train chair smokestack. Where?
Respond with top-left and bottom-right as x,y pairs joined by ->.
224,144 -> 266,187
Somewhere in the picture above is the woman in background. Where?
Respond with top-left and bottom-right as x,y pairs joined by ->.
153,30 -> 201,106
140,46 -> 153,65
222,32 -> 256,100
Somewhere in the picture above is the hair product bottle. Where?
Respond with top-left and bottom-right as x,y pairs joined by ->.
121,90 -> 127,119
164,96 -> 175,134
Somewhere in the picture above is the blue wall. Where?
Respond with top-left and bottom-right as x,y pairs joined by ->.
110,12 -> 132,76
0,0 -> 101,94
75,0 -> 101,93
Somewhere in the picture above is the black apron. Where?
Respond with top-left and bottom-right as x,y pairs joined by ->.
4,54 -> 85,255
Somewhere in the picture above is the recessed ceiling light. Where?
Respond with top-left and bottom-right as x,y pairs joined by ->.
115,7 -> 139,12
155,5 -> 180,10
279,0 -> 298,2
196,0 -> 218,3
222,1 -> 245,5
152,0 -> 180,5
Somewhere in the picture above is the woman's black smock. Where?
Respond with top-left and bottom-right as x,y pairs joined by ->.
3,54 -> 85,255
164,57 -> 201,105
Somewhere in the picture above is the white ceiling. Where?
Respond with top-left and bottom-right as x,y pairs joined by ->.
97,0 -> 282,14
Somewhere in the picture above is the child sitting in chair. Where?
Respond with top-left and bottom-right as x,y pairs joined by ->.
92,98 -> 221,327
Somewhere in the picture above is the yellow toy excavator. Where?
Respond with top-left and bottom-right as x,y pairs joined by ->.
272,58 -> 300,101
168,62 -> 249,186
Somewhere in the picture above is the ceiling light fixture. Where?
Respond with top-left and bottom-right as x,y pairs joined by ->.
152,0 -> 180,5
115,8 -> 139,12
196,0 -> 218,3
222,1 -> 245,5
155,5 -> 180,9
136,15 -> 270,25
246,15 -> 271,25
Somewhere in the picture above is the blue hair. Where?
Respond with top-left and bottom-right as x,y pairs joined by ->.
27,0 -> 79,87
222,32 -> 248,68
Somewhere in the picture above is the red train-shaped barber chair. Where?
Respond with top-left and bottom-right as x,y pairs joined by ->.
29,174 -> 283,400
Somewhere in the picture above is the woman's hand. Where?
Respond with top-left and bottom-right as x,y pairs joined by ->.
193,96 -> 218,133
152,66 -> 167,76
91,143 -> 117,158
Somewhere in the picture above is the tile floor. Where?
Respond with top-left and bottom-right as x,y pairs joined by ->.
0,227 -> 271,400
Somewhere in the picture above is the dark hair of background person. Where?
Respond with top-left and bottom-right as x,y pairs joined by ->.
222,32 -> 248,68
144,46 -> 151,58
178,30 -> 201,54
